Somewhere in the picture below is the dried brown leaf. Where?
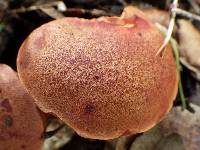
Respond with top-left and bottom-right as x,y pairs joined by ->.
180,57 -> 200,81
161,104 -> 200,150
40,7 -> 64,19
178,19 -> 200,68
129,125 -> 185,150
130,104 -> 200,150
43,119 -> 74,150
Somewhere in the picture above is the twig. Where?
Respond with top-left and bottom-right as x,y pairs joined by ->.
156,0 -> 179,56
172,8 -> 200,22
187,0 -> 200,14
156,23 -> 187,110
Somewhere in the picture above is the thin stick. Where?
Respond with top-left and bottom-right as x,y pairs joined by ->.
187,0 -> 200,14
156,0 -> 179,56
172,8 -> 200,22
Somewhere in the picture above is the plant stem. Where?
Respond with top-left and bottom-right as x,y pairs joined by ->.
170,38 -> 187,110
156,23 -> 187,110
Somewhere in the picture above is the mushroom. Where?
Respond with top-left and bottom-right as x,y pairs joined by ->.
17,6 -> 178,140
0,64 -> 44,150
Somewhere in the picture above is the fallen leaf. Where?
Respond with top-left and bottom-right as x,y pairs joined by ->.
178,19 -> 200,68
116,135 -> 137,150
40,7 -> 64,19
130,126 -> 166,150
189,83 -> 200,106
161,104 -> 200,150
155,133 -> 185,150
129,104 -> 200,150
43,118 -> 74,150
180,57 -> 200,81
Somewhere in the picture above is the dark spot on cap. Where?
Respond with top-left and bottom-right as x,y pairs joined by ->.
158,49 -> 165,58
3,115 -> 13,127
94,75 -> 100,80
84,104 -> 95,113
21,145 -> 26,149
1,99 -> 12,112
138,32 -> 142,37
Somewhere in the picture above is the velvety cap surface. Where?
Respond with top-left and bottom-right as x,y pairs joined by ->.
17,7 -> 177,139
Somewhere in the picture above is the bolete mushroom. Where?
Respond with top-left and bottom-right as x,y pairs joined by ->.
17,6 -> 178,140
0,64 -> 44,150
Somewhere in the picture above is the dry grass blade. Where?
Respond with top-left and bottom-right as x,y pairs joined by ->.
171,39 -> 187,110
172,8 -> 200,22
156,0 -> 179,56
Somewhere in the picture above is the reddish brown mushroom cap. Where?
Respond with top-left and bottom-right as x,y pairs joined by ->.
0,64 -> 44,150
17,6 -> 178,140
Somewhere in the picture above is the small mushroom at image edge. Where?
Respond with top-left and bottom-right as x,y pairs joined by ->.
17,6 -> 178,140
0,64 -> 45,150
